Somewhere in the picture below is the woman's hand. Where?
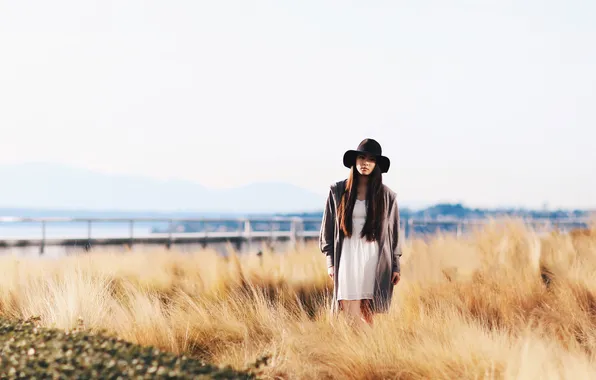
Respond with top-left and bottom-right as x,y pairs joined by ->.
328,266 -> 334,279
392,272 -> 400,285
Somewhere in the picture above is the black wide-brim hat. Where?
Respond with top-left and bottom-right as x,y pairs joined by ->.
343,138 -> 390,173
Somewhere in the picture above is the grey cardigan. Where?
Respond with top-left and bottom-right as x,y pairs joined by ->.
319,179 -> 402,315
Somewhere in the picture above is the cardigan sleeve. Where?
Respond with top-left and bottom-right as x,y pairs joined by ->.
391,197 -> 402,273
319,189 -> 335,268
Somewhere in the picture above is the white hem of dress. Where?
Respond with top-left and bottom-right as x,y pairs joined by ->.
338,294 -> 373,300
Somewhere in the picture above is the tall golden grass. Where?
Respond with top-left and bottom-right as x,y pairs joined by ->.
1,219 -> 596,379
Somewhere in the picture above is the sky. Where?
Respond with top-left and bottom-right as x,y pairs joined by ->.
0,0 -> 595,210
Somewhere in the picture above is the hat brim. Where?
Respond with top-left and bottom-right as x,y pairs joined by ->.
343,150 -> 390,173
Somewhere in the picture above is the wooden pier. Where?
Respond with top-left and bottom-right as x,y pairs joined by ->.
0,217 -> 322,254
0,216 -> 591,254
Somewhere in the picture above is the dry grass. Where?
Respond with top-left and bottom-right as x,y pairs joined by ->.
1,219 -> 596,379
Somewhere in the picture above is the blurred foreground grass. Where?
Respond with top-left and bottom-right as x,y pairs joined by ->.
0,316 -> 255,379
0,218 -> 595,379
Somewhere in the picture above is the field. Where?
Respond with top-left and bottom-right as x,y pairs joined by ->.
1,219 -> 596,379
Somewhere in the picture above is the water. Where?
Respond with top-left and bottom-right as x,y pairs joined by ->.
0,221 -> 166,239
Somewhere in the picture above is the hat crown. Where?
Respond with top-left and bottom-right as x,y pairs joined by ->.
357,138 -> 382,156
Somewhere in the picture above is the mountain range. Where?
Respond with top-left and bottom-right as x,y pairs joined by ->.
0,163 -> 328,213
1,163 -> 589,218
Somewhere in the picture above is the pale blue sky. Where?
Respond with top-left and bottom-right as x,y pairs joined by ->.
0,1 -> 594,209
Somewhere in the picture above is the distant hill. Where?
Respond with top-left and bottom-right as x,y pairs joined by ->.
278,203 -> 592,221
153,202 -> 593,234
0,163 -> 591,220
0,163 -> 326,213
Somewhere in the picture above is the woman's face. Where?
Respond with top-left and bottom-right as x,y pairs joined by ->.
356,154 -> 376,176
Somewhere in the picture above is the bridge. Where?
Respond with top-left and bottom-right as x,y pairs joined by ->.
0,216 -> 591,254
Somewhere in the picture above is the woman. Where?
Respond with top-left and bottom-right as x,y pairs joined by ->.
319,138 -> 401,327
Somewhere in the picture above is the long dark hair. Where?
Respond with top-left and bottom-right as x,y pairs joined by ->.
337,164 -> 385,242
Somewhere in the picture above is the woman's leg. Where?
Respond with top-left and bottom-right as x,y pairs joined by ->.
339,300 -> 374,328
339,300 -> 362,326
360,299 -> 374,326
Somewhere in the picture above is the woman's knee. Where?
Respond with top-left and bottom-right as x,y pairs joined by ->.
340,300 -> 360,313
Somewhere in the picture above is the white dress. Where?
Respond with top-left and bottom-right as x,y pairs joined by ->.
337,199 -> 379,301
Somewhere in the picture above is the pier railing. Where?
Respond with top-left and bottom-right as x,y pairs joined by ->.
0,216 -> 591,254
